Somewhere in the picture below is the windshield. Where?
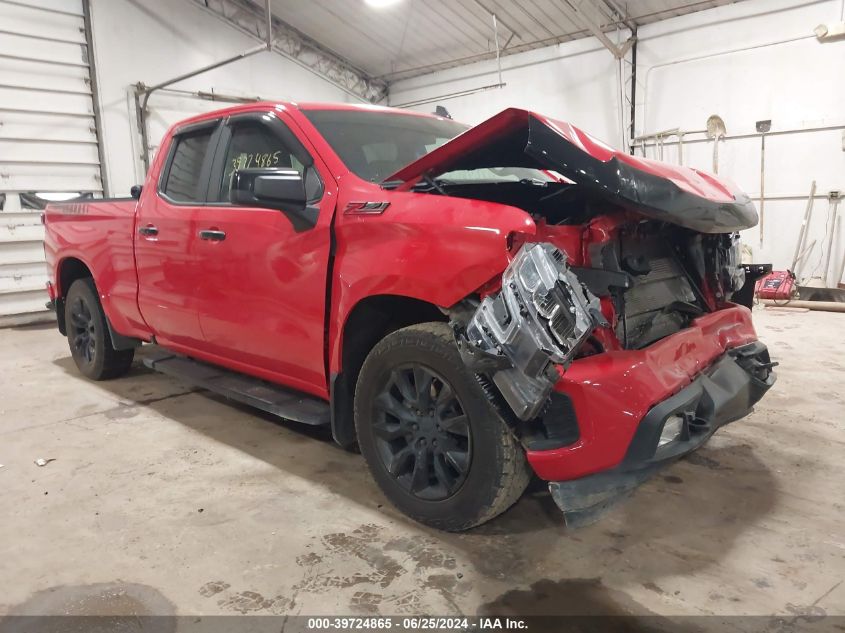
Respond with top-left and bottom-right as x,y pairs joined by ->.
302,109 -> 469,183
437,167 -> 558,183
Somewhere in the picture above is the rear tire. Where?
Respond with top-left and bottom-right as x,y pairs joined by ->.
65,278 -> 134,380
354,322 -> 531,531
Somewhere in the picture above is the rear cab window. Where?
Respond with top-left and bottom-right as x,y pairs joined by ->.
160,125 -> 217,203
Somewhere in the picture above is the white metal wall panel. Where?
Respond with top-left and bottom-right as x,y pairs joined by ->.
0,0 -> 102,326
0,112 -> 98,144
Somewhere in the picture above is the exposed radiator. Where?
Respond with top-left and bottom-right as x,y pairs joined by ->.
617,256 -> 698,349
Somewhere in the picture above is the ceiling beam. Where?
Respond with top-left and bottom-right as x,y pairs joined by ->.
188,0 -> 387,102
376,26 -> 592,82
601,0 -> 638,31
472,0 -> 521,45
561,0 -> 636,59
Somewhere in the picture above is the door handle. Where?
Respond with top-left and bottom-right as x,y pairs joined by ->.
138,224 -> 158,237
198,229 -> 226,241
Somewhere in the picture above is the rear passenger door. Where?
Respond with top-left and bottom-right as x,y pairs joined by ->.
135,119 -> 220,350
190,111 -> 336,397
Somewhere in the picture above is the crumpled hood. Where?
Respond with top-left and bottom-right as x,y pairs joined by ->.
386,108 -> 757,234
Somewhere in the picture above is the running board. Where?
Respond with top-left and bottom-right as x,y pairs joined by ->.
143,349 -> 330,426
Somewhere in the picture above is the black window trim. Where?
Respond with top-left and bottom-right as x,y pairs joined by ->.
157,118 -> 224,206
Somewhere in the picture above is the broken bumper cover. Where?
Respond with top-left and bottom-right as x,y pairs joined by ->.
547,338 -> 775,526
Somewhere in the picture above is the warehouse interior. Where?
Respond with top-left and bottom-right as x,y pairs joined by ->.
1,0 -> 844,626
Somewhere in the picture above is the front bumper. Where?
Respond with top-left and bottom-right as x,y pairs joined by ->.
526,305 -> 764,480
547,339 -> 775,526
512,305 -> 775,525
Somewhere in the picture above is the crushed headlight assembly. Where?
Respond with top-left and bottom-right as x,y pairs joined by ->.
454,242 -> 603,421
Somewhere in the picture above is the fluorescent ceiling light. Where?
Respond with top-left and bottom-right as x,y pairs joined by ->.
365,0 -> 402,8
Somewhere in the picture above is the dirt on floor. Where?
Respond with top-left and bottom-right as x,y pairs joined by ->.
0,307 -> 843,621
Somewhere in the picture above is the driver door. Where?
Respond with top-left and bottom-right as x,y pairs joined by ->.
191,111 -> 336,397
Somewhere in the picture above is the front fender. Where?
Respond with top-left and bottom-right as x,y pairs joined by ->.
328,192 -> 536,373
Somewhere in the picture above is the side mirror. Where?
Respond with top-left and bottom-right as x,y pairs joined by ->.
130,184 -> 143,200
230,168 -> 307,212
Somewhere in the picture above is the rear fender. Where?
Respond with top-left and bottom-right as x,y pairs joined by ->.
54,255 -> 142,350
45,198 -> 149,341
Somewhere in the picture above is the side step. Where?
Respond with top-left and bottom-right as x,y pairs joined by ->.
143,349 -> 331,426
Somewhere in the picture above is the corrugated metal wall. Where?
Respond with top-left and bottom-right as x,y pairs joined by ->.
0,0 -> 103,326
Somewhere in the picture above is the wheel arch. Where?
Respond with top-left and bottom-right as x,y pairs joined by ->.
330,294 -> 447,449
57,258 -> 140,350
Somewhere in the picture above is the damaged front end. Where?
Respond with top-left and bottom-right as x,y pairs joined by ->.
452,243 -> 603,421
400,106 -> 776,526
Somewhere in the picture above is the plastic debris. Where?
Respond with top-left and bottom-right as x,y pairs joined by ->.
34,458 -> 56,467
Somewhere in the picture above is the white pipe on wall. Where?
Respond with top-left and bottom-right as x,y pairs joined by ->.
639,33 -> 816,139
617,54 -> 626,150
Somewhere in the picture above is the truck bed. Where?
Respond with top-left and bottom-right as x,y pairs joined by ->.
43,198 -> 143,338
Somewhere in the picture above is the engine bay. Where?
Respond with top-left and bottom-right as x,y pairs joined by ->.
445,180 -> 747,436
430,179 -> 744,350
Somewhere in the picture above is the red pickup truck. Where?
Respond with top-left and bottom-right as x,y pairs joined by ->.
44,103 -> 775,531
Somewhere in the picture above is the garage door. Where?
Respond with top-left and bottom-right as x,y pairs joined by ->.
0,0 -> 103,326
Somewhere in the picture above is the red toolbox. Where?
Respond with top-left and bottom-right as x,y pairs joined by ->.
755,270 -> 796,301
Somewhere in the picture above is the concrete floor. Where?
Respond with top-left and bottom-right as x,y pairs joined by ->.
1,307 -> 843,620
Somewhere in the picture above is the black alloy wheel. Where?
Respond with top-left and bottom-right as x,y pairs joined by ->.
371,364 -> 471,501
64,278 -> 134,380
355,323 -> 531,531
69,294 -> 97,366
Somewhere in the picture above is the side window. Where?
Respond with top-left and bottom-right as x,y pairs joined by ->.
162,128 -> 215,202
219,122 -> 306,201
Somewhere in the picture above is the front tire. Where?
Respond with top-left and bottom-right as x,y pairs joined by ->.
354,323 -> 531,531
65,278 -> 134,380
